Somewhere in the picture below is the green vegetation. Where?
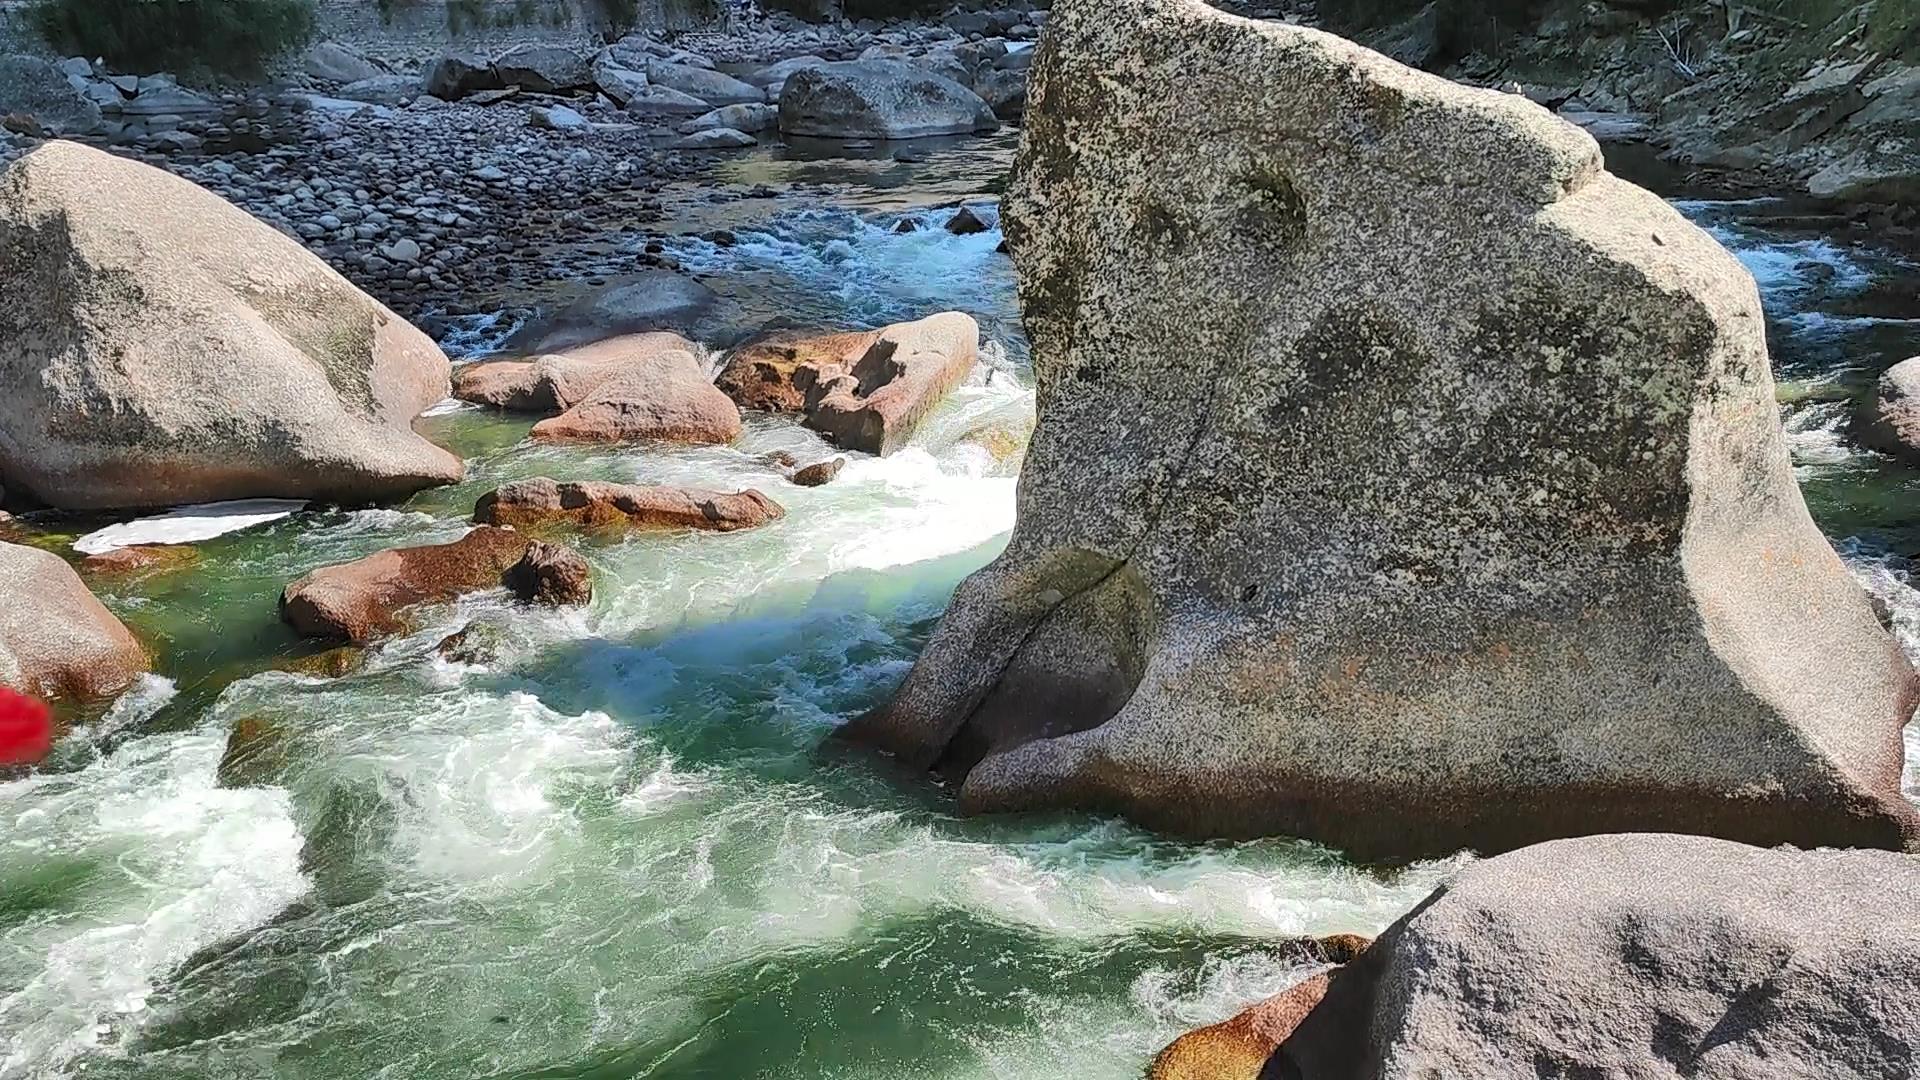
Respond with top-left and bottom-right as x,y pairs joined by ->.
27,0 -> 316,76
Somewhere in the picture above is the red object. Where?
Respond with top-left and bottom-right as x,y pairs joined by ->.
0,688 -> 53,767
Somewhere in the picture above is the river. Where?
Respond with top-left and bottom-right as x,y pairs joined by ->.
2,135 -> 1917,1079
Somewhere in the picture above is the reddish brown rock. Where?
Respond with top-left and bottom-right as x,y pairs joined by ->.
0,541 -> 148,701
1150,975 -> 1332,1080
474,476 -> 784,533
452,332 -> 701,415
504,540 -> 593,605
715,328 -> 881,412
529,356 -> 743,445
81,544 -> 203,580
280,526 -> 588,643
804,312 -> 979,455
790,458 -> 846,487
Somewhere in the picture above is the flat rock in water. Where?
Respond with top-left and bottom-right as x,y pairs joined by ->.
529,350 -> 742,446
840,0 -> 1920,859
505,270 -> 721,355
0,541 -> 147,700
804,311 -> 979,455
674,126 -> 756,149
0,142 -> 461,510
1272,835 -> 1920,1078
475,476 -> 784,533
280,526 -> 586,642
679,102 -> 778,134
778,60 -> 999,140
454,331 -> 704,414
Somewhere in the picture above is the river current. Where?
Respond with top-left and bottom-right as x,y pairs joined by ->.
2,138 -> 1917,1079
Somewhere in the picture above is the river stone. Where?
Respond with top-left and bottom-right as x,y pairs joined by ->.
0,54 -> 100,134
745,55 -> 827,94
715,328 -> 884,412
778,60 -> 999,140
281,526 -> 568,642
1852,355 -> 1920,463
674,126 -> 756,149
474,476 -> 784,532
975,66 -> 1028,119
305,41 -> 385,84
454,332 -> 704,414
0,541 -> 147,701
495,44 -> 591,94
840,0 -> 1920,859
679,102 -> 777,134
0,141 -> 462,511
337,75 -> 417,106
791,457 -> 845,487
530,351 -> 742,446
804,311 -> 979,455
503,540 -> 592,605
623,84 -> 710,117
1274,835 -> 1920,1078
647,60 -> 764,106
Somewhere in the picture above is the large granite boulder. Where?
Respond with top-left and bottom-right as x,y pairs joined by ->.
1269,835 -> 1920,1078
474,477 -> 784,533
0,542 -> 147,701
714,313 -> 979,454
647,60 -> 764,105
281,526 -> 586,642
0,141 -> 461,511
0,54 -> 100,134
495,44 -> 591,94
1852,355 -> 1920,463
778,60 -> 999,139
841,0 -> 1920,859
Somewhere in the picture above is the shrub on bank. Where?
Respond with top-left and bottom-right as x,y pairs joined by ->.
28,0 -> 318,77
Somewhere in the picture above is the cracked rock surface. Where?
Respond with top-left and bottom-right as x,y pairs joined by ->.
841,0 -> 1920,860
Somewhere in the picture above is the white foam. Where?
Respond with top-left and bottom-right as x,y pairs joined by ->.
73,500 -> 308,555
420,397 -> 474,417
0,729 -> 308,1078
1784,400 -> 1857,471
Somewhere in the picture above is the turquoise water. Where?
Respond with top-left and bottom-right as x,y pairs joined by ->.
2,147 -> 1918,1079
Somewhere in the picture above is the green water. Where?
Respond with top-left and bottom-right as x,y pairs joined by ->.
3,160 -> 1919,1080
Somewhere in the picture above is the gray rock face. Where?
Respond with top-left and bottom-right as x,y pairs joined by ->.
842,0 -> 1920,859
0,54 -> 100,134
591,58 -> 650,107
0,141 -> 461,510
495,44 -> 591,94
1277,835 -> 1920,1079
1853,355 -> 1920,463
423,51 -> 496,100
506,270 -> 723,355
0,541 -> 147,701
778,60 -> 999,140
647,61 -> 764,106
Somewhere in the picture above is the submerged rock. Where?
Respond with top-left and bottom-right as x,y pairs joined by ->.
280,526 -> 583,643
674,127 -> 757,149
474,476 -> 784,533
842,0 -> 1920,859
790,458 -> 845,487
804,311 -> 979,455
1151,935 -> 1372,1080
1271,835 -> 1920,1078
81,544 -> 203,580
714,313 -> 979,455
0,141 -> 461,511
503,540 -> 592,605
679,102 -> 777,134
1852,355 -> 1920,463
778,60 -> 999,140
505,270 -> 721,355
0,541 -> 147,701
217,713 -> 294,788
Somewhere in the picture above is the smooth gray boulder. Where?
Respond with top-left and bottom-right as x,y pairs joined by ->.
679,102 -> 777,134
304,41 -> 385,84
745,55 -> 827,94
674,126 -> 756,149
0,54 -> 100,134
0,141 -> 461,510
0,541 -> 147,701
778,60 -> 999,139
336,75 -> 416,106
504,270 -> 723,355
623,84 -> 710,117
646,60 -> 764,106
1853,355 -> 1920,463
591,58 -> 650,106
495,44 -> 590,94
974,67 -> 1027,119
842,0 -> 1920,859
1274,835 -> 1920,1079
